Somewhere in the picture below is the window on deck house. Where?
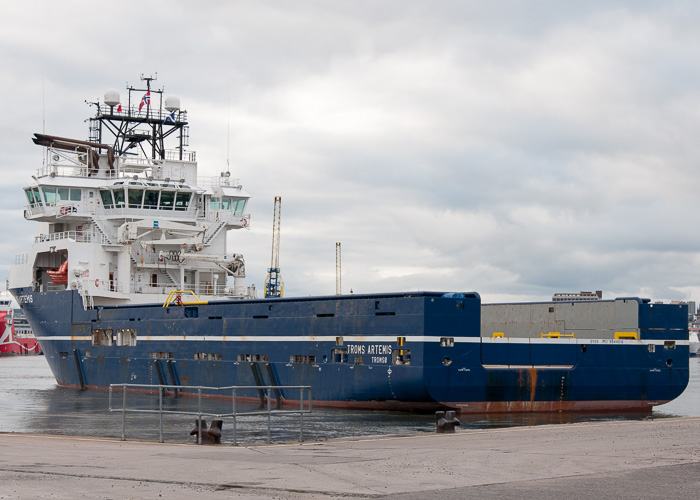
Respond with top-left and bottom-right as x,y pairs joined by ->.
99,190 -> 114,209
159,191 -> 175,209
128,189 -> 143,208
42,187 -> 56,205
174,192 -> 192,211
144,190 -> 159,209
112,188 -> 125,208
32,188 -> 42,206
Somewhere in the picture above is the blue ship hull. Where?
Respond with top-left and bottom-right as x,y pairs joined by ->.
12,288 -> 689,413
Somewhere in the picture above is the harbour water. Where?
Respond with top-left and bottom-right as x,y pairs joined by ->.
1,355 -> 699,444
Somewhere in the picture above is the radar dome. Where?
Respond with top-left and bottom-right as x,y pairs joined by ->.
164,95 -> 180,112
104,89 -> 120,107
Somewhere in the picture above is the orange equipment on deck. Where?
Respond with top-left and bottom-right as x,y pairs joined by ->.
47,261 -> 68,285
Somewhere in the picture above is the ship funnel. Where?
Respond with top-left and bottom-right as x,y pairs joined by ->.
104,89 -> 120,107
165,95 -> 180,112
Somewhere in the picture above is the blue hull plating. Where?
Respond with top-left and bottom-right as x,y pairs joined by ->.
13,288 -> 689,413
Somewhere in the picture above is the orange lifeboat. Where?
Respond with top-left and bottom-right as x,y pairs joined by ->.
47,260 -> 68,285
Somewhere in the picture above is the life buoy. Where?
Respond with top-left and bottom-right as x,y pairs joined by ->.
241,218 -> 248,227
59,206 -> 68,216
95,279 -> 99,288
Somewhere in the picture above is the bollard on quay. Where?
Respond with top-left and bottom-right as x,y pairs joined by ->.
435,410 -> 461,433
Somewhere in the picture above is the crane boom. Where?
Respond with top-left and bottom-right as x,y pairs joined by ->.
264,196 -> 284,297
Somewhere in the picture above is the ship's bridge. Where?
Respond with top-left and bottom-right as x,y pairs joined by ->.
23,146 -> 251,228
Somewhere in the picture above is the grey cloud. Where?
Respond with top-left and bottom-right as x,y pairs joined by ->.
2,1 -> 700,304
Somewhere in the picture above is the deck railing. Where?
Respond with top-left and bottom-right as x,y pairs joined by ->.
37,145 -> 195,180
34,230 -> 97,245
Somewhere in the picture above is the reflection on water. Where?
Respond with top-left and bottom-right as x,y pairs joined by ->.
1,356 -> 698,444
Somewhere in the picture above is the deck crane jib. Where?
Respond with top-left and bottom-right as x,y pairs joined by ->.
265,196 -> 284,298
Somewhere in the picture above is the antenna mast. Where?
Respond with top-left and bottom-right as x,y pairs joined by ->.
336,242 -> 341,295
226,85 -> 231,174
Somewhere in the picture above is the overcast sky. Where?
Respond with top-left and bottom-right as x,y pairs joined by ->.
2,1 -> 700,304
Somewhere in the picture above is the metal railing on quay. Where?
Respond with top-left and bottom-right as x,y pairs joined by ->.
108,383 -> 312,445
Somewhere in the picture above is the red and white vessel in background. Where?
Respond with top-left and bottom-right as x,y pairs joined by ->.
0,293 -> 41,355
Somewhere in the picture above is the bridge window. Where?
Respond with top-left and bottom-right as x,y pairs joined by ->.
144,190 -> 159,209
32,188 -> 42,206
233,198 -> 246,212
42,187 -> 57,205
174,192 -> 192,211
100,190 -> 114,209
25,189 -> 41,207
159,191 -> 175,209
70,188 -> 81,201
128,189 -> 143,208
112,188 -> 125,208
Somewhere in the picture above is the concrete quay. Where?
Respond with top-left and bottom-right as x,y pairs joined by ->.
2,417 -> 700,499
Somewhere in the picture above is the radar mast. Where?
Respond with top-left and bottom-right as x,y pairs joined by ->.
89,73 -> 190,161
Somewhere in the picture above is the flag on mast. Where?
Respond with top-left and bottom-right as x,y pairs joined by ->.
139,91 -> 151,112
163,110 -> 177,125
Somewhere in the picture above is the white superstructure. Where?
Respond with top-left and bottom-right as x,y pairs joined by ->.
10,76 -> 256,308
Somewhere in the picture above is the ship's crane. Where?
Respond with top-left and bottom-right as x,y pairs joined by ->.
264,196 -> 284,298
